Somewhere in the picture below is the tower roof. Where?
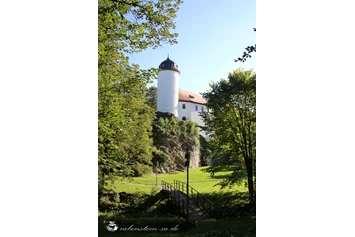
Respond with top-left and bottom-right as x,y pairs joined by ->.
158,56 -> 180,73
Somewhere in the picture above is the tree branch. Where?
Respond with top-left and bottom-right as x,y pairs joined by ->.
235,28 -> 256,63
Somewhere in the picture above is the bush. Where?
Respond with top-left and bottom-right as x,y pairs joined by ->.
204,191 -> 255,218
98,189 -> 121,212
100,190 -> 185,220
132,162 -> 152,177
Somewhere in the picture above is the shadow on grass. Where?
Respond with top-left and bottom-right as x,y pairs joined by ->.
210,173 -> 233,180
126,191 -> 184,218
98,190 -> 255,237
201,166 -> 244,181
201,166 -> 235,173
98,214 -> 185,237
99,181 -> 256,236
98,214 -> 255,237
203,191 -> 255,218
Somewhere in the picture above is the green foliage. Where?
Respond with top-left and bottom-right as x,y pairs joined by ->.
98,63 -> 155,184
178,119 -> 200,150
146,86 -> 158,110
201,68 -> 256,204
152,148 -> 170,168
203,191 -> 255,218
132,162 -> 152,177
99,191 -> 183,219
152,116 -> 200,172
98,188 -> 122,212
99,0 -> 182,54
99,191 -> 151,214
124,192 -> 150,213
199,135 -> 212,166
150,185 -> 160,195
129,192 -> 163,216
98,0 -> 182,193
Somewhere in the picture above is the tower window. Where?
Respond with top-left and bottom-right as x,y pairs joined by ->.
195,105 -> 198,111
182,104 -> 186,109
182,116 -> 187,121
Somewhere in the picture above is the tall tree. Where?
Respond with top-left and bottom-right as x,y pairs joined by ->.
201,68 -> 256,204
98,0 -> 182,193
146,86 -> 158,110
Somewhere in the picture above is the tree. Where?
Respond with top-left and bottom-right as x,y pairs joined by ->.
98,0 -> 182,193
99,0 -> 182,54
152,116 -> 200,173
201,68 -> 256,205
235,28 -> 256,63
146,86 -> 158,110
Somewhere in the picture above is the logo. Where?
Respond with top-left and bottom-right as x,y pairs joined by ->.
106,221 -> 118,232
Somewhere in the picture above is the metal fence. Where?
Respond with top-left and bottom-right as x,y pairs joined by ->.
164,180 -> 212,216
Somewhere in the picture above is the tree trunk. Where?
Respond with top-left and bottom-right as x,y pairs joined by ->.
246,157 -> 255,205
253,184 -> 256,216
253,164 -> 256,216
253,161 -> 256,216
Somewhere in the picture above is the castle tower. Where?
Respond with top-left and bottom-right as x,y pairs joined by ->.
157,56 -> 180,117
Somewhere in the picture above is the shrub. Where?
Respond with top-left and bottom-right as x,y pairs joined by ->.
132,162 -> 152,177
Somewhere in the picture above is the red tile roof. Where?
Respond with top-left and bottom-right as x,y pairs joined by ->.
179,88 -> 206,105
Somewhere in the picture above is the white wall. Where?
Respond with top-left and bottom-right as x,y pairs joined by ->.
190,111 -> 204,127
178,101 -> 209,139
191,111 -> 210,139
177,102 -> 205,123
157,70 -> 179,117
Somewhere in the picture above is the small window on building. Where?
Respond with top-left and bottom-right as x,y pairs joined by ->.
201,107 -> 204,112
182,104 -> 186,109
195,105 -> 198,111
182,116 -> 186,121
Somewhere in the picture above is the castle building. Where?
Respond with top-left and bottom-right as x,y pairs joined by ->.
157,56 -> 207,133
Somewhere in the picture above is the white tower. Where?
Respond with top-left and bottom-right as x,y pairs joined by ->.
157,56 -> 180,117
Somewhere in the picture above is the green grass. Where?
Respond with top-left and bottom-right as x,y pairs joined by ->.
107,167 -> 247,194
100,167 -> 254,236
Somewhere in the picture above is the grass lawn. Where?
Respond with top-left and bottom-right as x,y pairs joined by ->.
100,167 -> 255,236
107,167 -> 247,194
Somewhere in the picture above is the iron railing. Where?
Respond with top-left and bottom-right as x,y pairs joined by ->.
161,180 -> 187,216
172,180 -> 213,216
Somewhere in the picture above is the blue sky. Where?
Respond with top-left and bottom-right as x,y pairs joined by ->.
130,0 -> 256,95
